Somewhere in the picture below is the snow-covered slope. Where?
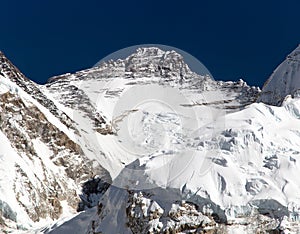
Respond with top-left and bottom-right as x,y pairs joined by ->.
48,46 -> 300,233
0,52 -> 110,232
257,44 -> 300,106
48,95 -> 300,233
90,98 -> 300,233
44,47 -> 260,178
2,45 -> 300,233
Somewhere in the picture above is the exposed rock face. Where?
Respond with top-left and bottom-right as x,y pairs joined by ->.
77,176 -> 110,211
0,52 -> 111,231
126,191 -> 165,233
0,90 -> 106,222
0,51 -> 75,129
125,192 -> 215,234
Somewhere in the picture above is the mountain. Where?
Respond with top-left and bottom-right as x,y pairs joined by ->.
0,46 -> 300,233
0,52 -> 111,232
257,44 -> 300,106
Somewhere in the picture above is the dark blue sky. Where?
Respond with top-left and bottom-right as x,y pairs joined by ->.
1,0 -> 300,87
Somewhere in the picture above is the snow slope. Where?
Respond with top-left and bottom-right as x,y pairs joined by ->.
0,52 -> 110,232
44,47 -> 259,179
49,46 -> 300,233
70,91 -> 300,234
257,44 -> 300,106
1,45 -> 300,233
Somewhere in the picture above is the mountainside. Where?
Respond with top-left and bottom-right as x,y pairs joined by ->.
257,44 -> 300,106
0,52 -> 111,232
0,46 -> 300,233
43,47 -> 259,179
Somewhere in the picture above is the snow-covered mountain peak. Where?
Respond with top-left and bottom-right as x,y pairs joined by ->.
40,47 -> 261,185
88,46 -> 196,84
0,51 -> 30,84
257,44 -> 300,106
124,47 -> 193,79
2,45 -> 288,233
126,47 -> 185,64
130,46 -> 167,57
